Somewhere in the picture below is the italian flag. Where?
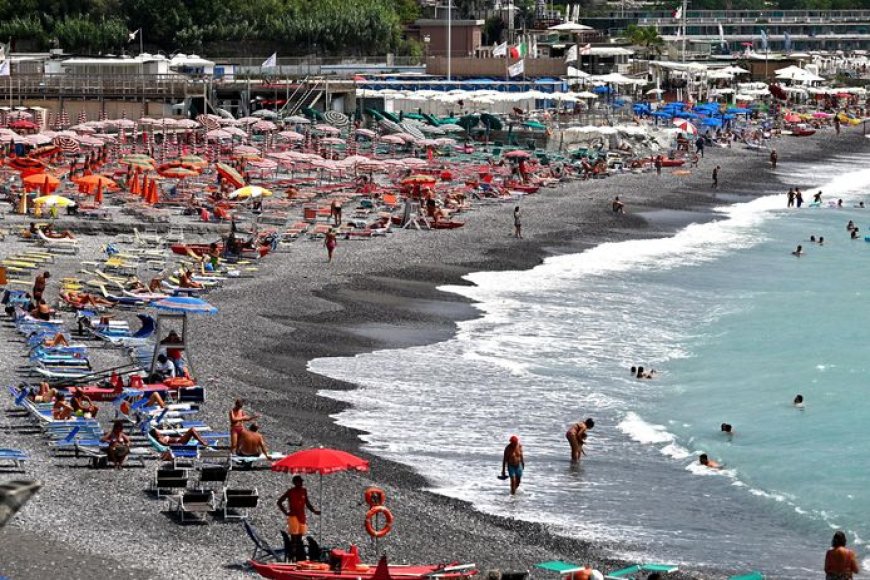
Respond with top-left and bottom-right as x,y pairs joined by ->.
509,43 -> 527,59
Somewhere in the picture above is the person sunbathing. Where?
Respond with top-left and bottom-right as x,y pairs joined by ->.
70,389 -> 99,418
149,427 -> 211,448
42,333 -> 69,347
235,423 -> 270,457
177,270 -> 203,289
31,381 -> 57,403
30,300 -> 53,321
65,291 -> 113,308
52,393 -> 74,420
42,224 -> 75,239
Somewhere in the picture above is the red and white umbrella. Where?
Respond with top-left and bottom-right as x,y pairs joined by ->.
672,119 -> 698,135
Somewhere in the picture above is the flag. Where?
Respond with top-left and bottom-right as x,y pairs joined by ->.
530,35 -> 537,58
0,60 -> 10,77
784,31 -> 791,52
565,44 -> 578,62
493,41 -> 508,57
760,29 -> 768,51
128,29 -> 140,42
508,59 -> 525,78
509,43 -> 526,59
579,43 -> 592,55
672,5 -> 682,19
262,52 -> 277,68
718,23 -> 726,49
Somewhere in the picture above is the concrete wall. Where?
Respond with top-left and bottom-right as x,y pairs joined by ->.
14,99 -> 176,123
425,57 -> 567,78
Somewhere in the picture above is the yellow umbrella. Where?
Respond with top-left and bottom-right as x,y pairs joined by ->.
229,185 -> 273,199
33,194 -> 76,207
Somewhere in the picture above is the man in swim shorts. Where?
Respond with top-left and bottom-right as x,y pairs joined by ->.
501,435 -> 524,495
278,475 -> 320,561
566,418 -> 595,464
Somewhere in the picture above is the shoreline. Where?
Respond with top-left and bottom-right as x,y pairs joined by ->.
1,130 -> 863,579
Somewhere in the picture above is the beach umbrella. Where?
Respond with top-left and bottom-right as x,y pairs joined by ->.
158,166 -> 198,179
74,174 -> 118,193
252,120 -> 277,133
313,124 -> 340,135
271,447 -> 370,541
401,174 -> 437,186
286,115 -> 311,125
672,119 -> 698,135
251,109 -> 278,119
179,154 -> 206,165
205,129 -> 233,141
504,150 -> 532,160
229,185 -> 273,199
215,162 -> 245,188
322,110 -> 350,127
33,194 -> 75,207
152,296 -> 218,315
23,173 -> 60,193
278,130 -> 305,142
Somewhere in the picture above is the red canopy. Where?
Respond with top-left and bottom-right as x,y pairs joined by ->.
271,447 -> 369,475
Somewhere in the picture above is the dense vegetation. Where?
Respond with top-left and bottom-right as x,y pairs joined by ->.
0,0 -> 421,56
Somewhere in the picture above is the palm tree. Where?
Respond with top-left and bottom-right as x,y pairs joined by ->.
625,24 -> 664,60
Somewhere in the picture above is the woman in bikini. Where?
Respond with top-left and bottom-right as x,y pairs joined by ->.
230,399 -> 258,450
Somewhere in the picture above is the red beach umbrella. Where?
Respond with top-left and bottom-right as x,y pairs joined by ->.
271,448 -> 369,475
215,162 -> 245,188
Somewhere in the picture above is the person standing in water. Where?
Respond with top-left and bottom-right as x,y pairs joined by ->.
795,188 -> 804,208
787,188 -> 796,208
566,418 -> 595,464
825,530 -> 859,580
501,435 -> 524,495
711,165 -> 720,189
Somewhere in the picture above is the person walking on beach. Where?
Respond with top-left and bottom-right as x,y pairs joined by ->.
654,155 -> 662,176
834,115 -> 841,136
330,198 -> 342,226
711,166 -> 720,189
278,476 -> 321,561
695,136 -> 705,158
513,206 -> 523,239
770,149 -> 778,169
325,228 -> 337,262
566,418 -> 594,464
825,530 -> 859,580
32,271 -> 50,302
787,188 -> 795,208
230,399 -> 259,451
501,435 -> 524,495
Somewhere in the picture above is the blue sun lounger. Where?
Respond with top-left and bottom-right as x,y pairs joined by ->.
0,448 -> 29,470
606,564 -> 679,579
730,573 -> 764,580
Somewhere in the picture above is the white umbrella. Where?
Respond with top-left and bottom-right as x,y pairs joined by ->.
673,119 -> 698,135
549,22 -> 593,32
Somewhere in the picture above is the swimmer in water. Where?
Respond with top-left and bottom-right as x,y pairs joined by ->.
852,228 -> 860,240
699,453 -> 722,469
630,366 -> 656,379
838,199 -> 844,208
810,235 -> 817,242
720,423 -> 734,436
859,202 -> 866,209
847,220 -> 856,232
818,236 -> 824,245
794,394 -> 805,408
792,245 -> 804,257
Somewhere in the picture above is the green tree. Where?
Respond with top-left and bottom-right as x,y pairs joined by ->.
625,24 -> 664,59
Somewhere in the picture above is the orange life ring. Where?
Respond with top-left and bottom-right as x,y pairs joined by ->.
364,506 -> 394,538
363,486 -> 386,507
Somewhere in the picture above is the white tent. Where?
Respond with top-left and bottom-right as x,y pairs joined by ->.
548,22 -> 593,32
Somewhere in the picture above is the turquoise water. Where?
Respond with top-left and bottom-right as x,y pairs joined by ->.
310,151 -> 870,577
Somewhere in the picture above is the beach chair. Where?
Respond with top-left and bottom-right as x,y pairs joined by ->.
605,564 -> 679,579
0,448 -> 29,471
243,520 -> 286,563
151,466 -> 190,496
0,479 -> 42,527
219,488 -> 259,520
165,490 -> 214,523
729,573 -> 764,580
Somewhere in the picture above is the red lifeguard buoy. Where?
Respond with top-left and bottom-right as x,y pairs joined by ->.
363,486 -> 386,507
364,506 -> 394,538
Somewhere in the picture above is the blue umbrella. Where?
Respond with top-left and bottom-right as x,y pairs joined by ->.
652,111 -> 673,119
701,118 -> 723,127
592,85 -> 611,94
152,296 -> 218,315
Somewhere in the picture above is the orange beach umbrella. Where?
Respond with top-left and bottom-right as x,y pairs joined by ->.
22,173 -> 60,194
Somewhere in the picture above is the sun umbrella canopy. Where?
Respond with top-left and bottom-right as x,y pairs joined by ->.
215,162 -> 245,188
672,119 -> 698,135
229,185 -> 273,199
33,194 -> 75,207
158,166 -> 199,179
504,150 -> 532,159
271,447 -> 369,475
152,296 -> 218,315
74,174 -> 119,192
401,174 -> 437,185
23,173 -> 60,192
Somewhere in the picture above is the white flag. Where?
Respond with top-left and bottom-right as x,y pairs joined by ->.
262,52 -> 277,68
508,59 -> 524,78
718,23 -> 726,48
128,29 -> 140,42
493,42 -> 508,57
565,44 -> 578,62
0,60 -> 10,77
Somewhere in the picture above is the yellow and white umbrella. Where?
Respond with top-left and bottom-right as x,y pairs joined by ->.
229,185 -> 273,199
33,194 -> 76,207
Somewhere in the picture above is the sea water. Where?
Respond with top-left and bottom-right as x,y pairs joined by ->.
309,152 -> 870,578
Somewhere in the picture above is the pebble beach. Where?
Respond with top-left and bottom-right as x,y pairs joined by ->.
0,128 -> 863,580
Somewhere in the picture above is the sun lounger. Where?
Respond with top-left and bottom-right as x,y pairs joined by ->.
36,230 -> 79,254
73,442 -> 148,468
165,490 -> 214,523
151,466 -> 189,496
220,488 -> 258,520
729,573 -> 764,580
0,448 -> 29,471
243,520 -> 286,562
605,564 -> 678,579
0,479 -> 42,527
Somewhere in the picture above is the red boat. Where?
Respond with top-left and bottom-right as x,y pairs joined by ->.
649,157 -> 685,167
250,554 -> 477,580
170,243 -> 270,259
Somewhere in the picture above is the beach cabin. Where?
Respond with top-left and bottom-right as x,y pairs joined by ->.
46,53 -> 171,77
169,54 -> 215,77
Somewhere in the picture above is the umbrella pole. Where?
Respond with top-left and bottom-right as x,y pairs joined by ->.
319,472 -> 324,545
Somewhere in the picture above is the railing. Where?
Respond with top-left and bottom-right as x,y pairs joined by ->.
226,55 -> 423,68
0,74 -> 206,98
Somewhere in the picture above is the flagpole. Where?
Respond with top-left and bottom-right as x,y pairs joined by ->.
680,0 -> 687,62
139,30 -> 143,56
447,0 -> 452,81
